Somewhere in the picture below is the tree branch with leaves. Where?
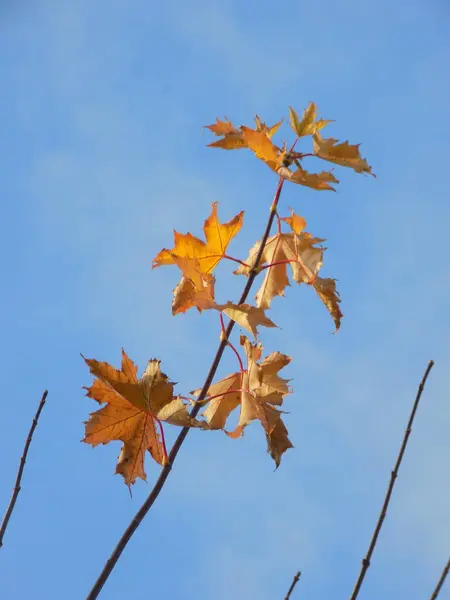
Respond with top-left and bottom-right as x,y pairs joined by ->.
81,102 -> 376,598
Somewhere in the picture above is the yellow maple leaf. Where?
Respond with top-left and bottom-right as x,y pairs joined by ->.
313,131 -> 374,175
153,202 -> 244,275
83,350 -> 205,486
289,102 -> 333,137
281,209 -> 307,234
240,126 -> 282,172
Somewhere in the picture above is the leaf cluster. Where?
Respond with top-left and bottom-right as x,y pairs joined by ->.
82,102 -> 373,486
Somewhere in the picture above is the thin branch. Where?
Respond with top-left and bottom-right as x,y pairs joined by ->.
85,176 -> 286,600
430,557 -> 450,600
349,360 -> 435,600
285,570 -> 301,600
0,390 -> 48,548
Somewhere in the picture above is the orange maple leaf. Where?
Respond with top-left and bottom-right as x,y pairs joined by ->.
153,202 -> 244,275
205,115 -> 283,150
82,350 -> 205,486
153,203 -> 243,314
193,336 -> 293,467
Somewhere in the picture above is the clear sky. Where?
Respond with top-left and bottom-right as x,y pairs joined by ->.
1,1 -> 449,599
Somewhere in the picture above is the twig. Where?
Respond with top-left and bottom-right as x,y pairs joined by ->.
430,557 -> 450,600
0,390 -> 48,548
285,570 -> 301,600
85,177 -> 286,600
349,360 -> 435,600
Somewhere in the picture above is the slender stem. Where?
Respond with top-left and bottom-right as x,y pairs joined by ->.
219,313 -> 245,373
154,418 -> 168,464
349,360 -> 435,600
285,570 -> 301,600
85,176 -> 286,600
430,557 -> 450,600
223,254 -> 251,268
0,390 -> 48,548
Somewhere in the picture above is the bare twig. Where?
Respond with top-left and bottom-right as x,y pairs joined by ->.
285,570 -> 301,600
430,557 -> 450,600
349,360 -> 435,600
85,177 -> 286,600
0,390 -> 48,548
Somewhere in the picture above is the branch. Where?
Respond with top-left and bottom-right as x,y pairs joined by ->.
0,390 -> 48,548
349,360 -> 435,600
85,176 -> 286,600
285,570 -> 301,600
430,557 -> 450,600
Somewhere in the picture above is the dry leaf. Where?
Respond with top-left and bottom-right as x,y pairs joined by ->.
192,337 -> 293,466
206,115 -> 282,150
281,209 -> 307,234
312,277 -> 342,331
313,131 -> 374,175
235,232 -> 342,329
83,350 -> 204,486
240,126 -> 282,173
289,165 -> 339,191
235,232 -> 324,308
191,372 -> 242,430
218,302 -> 277,337
153,203 -> 243,313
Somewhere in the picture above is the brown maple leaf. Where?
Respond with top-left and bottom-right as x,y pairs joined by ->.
193,337 -> 293,467
313,131 -> 374,176
217,302 -> 277,337
82,350 -> 205,486
236,224 -> 342,330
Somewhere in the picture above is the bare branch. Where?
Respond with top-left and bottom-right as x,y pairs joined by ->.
285,570 -> 301,600
85,177 -> 286,600
349,360 -> 435,600
0,390 -> 48,548
430,557 -> 450,600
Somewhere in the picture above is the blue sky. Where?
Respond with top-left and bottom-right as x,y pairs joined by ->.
1,1 -> 449,598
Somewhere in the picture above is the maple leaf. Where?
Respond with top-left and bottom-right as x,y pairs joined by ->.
205,115 -> 282,150
191,372 -> 242,430
153,203 -> 243,313
82,350 -> 205,486
193,337 -> 293,466
240,126 -> 282,173
217,302 -> 277,337
289,165 -> 339,191
312,277 -> 343,331
313,131 -> 374,175
236,229 -> 342,329
289,102 -> 333,137
235,232 -> 324,308
170,256 -> 216,315
153,202 -> 244,275
281,209 -> 306,234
